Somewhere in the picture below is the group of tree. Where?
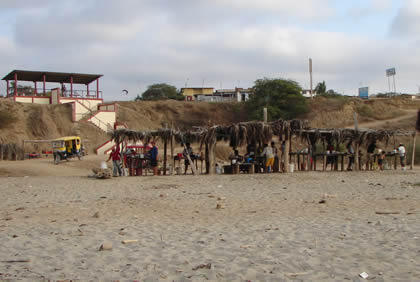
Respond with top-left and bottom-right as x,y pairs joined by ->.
245,78 -> 309,120
314,81 -> 343,98
136,78 -> 344,122
135,83 -> 184,101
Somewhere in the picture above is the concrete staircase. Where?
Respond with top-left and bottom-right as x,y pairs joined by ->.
95,122 -> 128,155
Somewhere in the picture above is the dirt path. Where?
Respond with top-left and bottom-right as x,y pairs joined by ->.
346,109 -> 418,129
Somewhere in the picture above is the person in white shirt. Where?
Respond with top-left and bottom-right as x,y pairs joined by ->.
398,143 -> 406,170
261,143 -> 275,173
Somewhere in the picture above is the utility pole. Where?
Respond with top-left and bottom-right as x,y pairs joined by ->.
309,58 -> 313,98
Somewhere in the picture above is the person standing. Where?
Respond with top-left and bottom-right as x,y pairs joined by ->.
183,142 -> 194,175
261,143 -> 275,173
149,141 -> 158,175
107,147 -> 122,177
398,143 -> 406,170
271,141 -> 279,172
366,141 -> 376,170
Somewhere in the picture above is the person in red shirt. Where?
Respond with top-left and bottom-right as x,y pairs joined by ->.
107,147 -> 122,176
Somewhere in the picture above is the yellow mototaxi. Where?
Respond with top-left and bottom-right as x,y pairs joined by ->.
52,136 -> 84,164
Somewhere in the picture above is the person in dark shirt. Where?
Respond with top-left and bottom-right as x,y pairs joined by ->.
366,141 -> 376,170
149,140 -> 158,175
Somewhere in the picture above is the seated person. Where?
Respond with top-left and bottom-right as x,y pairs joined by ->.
244,145 -> 255,163
229,149 -> 243,164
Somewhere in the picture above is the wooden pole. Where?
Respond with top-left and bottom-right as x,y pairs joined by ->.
205,143 -> 210,174
163,138 -> 167,175
263,108 -> 268,123
355,143 -> 359,171
411,133 -> 417,170
284,130 -> 290,173
170,132 -> 175,175
0,145 -> 3,161
208,138 -> 216,175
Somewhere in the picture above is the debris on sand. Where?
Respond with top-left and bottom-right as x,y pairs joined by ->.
92,168 -> 112,179
192,263 -> 212,270
99,242 -> 112,251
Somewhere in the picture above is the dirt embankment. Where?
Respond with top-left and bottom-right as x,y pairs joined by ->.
0,97 -> 419,154
308,97 -> 420,129
116,100 -> 246,130
0,99 -> 108,153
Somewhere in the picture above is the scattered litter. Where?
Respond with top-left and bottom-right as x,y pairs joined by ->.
15,207 -> 25,211
208,195 -> 216,198
319,199 -> 326,204
217,185 -> 223,188
359,272 -> 369,279
192,263 -> 212,271
1,259 -> 30,263
122,240 -> 138,244
92,168 -> 112,179
376,211 -> 400,215
99,242 -> 112,251
216,203 -> 225,209
93,212 -> 100,218
240,245 -> 252,249
285,272 -> 308,277
217,196 -> 226,201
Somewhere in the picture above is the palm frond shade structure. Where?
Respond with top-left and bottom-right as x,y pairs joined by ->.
110,119 -> 416,174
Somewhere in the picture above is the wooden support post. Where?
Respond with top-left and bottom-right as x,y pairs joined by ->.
341,155 -> 344,171
233,164 -> 240,174
355,143 -> 359,171
297,154 -> 300,171
170,133 -> 174,175
394,154 -> 397,170
284,131 -> 290,173
249,163 -> 255,174
263,107 -> 267,123
314,155 -> 317,171
411,133 -> 416,170
0,145 -> 3,161
323,155 -> 326,171
205,143 -> 210,174
208,139 -> 216,175
163,139 -> 167,175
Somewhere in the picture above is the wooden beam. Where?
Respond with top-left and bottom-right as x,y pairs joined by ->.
284,130 -> 290,173
163,138 -> 167,175
411,133 -> 417,170
355,143 -> 359,171
170,133 -> 174,175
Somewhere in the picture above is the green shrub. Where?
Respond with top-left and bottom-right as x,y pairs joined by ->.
356,104 -> 374,118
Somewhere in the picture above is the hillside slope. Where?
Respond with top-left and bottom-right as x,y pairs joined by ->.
1,97 -> 419,154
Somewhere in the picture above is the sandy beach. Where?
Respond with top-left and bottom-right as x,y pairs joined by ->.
0,158 -> 419,281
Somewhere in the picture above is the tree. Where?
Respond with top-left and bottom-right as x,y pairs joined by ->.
245,78 -> 308,121
315,81 -> 327,94
135,83 -> 183,101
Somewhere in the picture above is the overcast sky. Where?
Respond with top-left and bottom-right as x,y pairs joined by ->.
1,0 -> 419,100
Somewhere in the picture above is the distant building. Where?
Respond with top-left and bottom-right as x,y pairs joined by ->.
195,87 -> 254,102
180,87 -> 214,101
302,89 -> 317,98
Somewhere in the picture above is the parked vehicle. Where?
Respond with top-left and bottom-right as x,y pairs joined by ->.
52,136 -> 83,164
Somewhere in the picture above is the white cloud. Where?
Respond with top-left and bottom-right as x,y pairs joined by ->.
0,0 -> 419,99
390,0 -> 420,38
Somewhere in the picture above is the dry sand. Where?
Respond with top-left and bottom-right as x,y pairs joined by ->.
0,158 -> 419,281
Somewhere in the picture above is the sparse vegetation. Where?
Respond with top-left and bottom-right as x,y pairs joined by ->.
356,104 -> 375,119
0,111 -> 17,129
